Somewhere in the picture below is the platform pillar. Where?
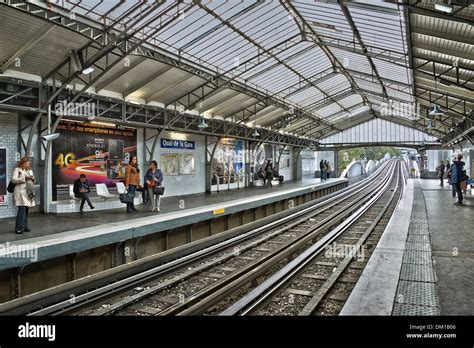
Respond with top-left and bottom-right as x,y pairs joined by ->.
334,150 -> 339,177
293,148 -> 302,181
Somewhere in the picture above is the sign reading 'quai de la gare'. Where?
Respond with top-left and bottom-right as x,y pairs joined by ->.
160,138 -> 195,150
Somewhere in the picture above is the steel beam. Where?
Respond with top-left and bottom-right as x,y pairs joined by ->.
94,56 -> 148,93
403,4 -> 473,25
0,23 -> 56,73
195,1 -> 350,114
123,65 -> 174,97
339,2 -> 389,100
281,0 -> 379,120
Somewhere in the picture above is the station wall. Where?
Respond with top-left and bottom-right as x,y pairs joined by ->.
277,146 -> 293,181
426,149 -> 453,172
301,149 -> 316,178
146,131 -> 205,197
0,113 -> 19,218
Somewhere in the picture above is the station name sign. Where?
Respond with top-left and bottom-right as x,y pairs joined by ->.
160,138 -> 195,150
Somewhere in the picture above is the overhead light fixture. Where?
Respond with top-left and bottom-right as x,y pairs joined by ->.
429,77 -> 444,118
41,133 -> 60,142
198,116 -> 208,129
70,49 -> 83,73
427,119 -> 435,129
429,104 -> 443,117
434,4 -> 453,13
91,121 -> 116,127
251,111 -> 259,137
82,67 -> 94,75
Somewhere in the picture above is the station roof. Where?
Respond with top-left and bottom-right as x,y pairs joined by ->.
0,0 -> 472,145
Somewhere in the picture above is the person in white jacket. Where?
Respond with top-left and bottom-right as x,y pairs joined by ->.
11,157 -> 35,234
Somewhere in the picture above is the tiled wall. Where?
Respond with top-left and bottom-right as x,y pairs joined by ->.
0,113 -> 18,218
278,146 -> 293,181
146,131 -> 206,198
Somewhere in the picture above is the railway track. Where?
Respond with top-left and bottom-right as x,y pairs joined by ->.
0,160 -> 404,316
221,162 -> 405,316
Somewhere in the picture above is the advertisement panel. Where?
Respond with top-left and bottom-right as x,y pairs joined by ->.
179,154 -> 195,175
161,153 -> 179,176
210,138 -> 244,184
0,148 -> 6,205
52,120 -> 137,200
254,143 -> 273,173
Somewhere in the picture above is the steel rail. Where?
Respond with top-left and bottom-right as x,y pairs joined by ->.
220,162 -> 401,316
70,162 -> 392,316
1,163 -> 392,316
156,162 -> 398,316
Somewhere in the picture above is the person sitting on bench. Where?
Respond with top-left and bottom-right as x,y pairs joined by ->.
73,174 -> 95,213
257,166 -> 266,185
272,166 -> 284,184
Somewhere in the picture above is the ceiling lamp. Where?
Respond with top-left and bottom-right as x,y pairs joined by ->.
429,76 -> 444,118
82,67 -> 94,75
434,4 -> 453,13
429,104 -> 443,117
427,119 -> 435,129
251,110 -> 259,137
198,115 -> 208,129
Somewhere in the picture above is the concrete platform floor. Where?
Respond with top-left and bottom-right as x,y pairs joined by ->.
419,179 -> 474,315
0,178 -> 328,243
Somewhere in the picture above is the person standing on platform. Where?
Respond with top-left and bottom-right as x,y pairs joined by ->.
326,161 -> 331,179
73,174 -> 95,212
436,160 -> 445,187
445,160 -> 450,184
265,159 -> 274,187
145,160 -> 163,212
11,157 -> 35,234
257,166 -> 266,186
125,155 -> 141,213
319,160 -> 326,181
450,154 -> 466,206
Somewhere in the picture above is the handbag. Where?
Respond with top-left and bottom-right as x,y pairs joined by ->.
26,182 -> 35,199
153,186 -> 165,195
119,193 -> 134,204
7,180 -> 15,193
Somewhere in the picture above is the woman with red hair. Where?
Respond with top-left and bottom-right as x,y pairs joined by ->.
11,157 -> 35,234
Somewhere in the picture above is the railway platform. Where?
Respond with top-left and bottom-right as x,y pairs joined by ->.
0,178 -> 345,244
341,178 -> 474,316
0,178 -> 347,301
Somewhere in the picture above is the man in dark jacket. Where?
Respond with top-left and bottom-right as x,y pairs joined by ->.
73,174 -> 95,212
450,154 -> 466,205
319,160 -> 325,180
265,160 -> 274,187
445,160 -> 451,184
436,160 -> 445,187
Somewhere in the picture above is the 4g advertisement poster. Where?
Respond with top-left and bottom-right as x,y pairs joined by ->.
52,120 -> 137,200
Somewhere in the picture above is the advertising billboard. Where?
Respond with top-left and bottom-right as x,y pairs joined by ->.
210,138 -> 244,184
52,120 -> 137,200
0,148 -> 6,205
